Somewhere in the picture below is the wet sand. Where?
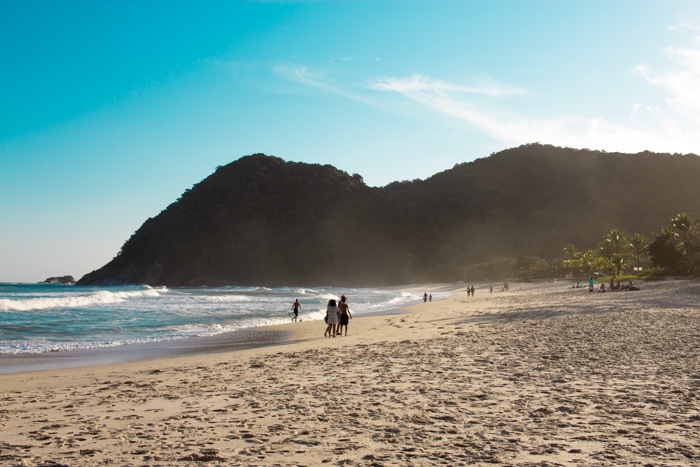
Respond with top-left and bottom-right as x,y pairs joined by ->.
0,327 -> 290,374
1,280 -> 699,466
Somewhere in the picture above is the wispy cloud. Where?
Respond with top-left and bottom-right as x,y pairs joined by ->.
368,74 -> 528,98
667,18 -> 700,34
628,21 -> 700,150
272,64 -> 334,91
273,53 -> 700,155
634,46 -> 700,125
366,73 -> 664,152
328,56 -> 381,63
369,60 -> 700,153
271,63 -> 384,108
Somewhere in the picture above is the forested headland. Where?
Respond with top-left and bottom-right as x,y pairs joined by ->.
77,144 -> 700,287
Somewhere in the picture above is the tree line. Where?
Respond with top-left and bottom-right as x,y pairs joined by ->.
465,213 -> 700,282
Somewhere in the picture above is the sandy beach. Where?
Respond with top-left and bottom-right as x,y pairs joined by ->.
1,280 -> 699,466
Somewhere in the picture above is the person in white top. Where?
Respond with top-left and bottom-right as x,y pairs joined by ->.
324,299 -> 339,338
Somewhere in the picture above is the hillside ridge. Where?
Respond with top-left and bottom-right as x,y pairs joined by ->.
77,144 -> 700,286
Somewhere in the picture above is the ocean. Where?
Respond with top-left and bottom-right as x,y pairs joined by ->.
0,282 -> 434,356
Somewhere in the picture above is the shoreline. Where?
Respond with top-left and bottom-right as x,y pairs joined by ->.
2,279 -> 698,465
0,282 -> 461,375
0,327 -> 292,375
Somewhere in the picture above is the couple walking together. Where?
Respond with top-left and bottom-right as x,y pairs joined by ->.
325,295 -> 352,338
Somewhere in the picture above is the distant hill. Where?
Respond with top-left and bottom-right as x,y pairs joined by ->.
77,144 -> 700,286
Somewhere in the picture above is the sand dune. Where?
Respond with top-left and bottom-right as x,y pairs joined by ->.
1,280 -> 699,466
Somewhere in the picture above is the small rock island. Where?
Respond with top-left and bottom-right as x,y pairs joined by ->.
43,276 -> 76,284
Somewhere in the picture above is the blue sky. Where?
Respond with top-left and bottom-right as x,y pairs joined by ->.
1,0 -> 699,282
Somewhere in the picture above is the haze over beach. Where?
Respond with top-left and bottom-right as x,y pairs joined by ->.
2,1 -> 700,282
2,3 -> 700,465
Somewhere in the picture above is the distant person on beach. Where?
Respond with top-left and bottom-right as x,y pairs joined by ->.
429,294 -> 432,302
324,299 -> 339,338
291,299 -> 301,322
423,292 -> 428,302
589,277 -> 595,292
338,295 -> 352,336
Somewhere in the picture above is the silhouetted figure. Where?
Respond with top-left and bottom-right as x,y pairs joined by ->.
338,295 -> 352,336
291,299 -> 301,322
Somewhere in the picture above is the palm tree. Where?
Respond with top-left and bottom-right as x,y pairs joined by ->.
649,226 -> 685,274
579,249 -> 599,277
671,212 -> 695,233
610,253 -> 626,276
599,228 -> 630,260
670,213 -> 700,273
561,243 -> 580,277
649,213 -> 700,274
628,233 -> 648,270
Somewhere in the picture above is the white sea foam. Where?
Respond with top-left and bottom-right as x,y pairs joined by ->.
295,288 -> 320,295
363,291 -> 418,309
319,293 -> 340,301
0,287 -> 161,312
187,294 -> 252,303
0,283 -> 434,356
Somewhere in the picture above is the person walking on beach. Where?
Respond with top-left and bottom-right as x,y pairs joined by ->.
423,292 -> 428,302
324,299 -> 339,338
291,299 -> 301,322
338,295 -> 352,336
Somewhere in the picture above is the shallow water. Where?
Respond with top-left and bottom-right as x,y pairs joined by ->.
0,282 -> 435,354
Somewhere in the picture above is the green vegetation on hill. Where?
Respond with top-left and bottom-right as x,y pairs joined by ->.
77,144 -> 700,286
43,276 -> 75,284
